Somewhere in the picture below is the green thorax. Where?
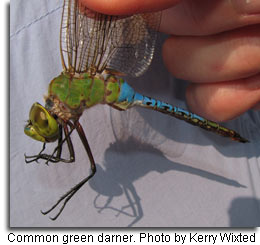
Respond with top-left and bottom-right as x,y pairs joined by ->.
48,72 -> 123,111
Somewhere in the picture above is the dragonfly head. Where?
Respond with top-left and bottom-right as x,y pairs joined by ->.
24,103 -> 59,142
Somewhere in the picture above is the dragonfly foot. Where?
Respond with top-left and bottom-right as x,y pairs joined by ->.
41,209 -> 59,221
24,153 -> 41,164
24,151 -> 75,164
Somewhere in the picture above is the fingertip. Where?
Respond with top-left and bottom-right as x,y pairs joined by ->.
185,83 -> 234,122
186,78 -> 260,122
185,83 -> 218,120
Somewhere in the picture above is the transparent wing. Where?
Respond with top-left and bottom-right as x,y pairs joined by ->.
60,0 -> 161,76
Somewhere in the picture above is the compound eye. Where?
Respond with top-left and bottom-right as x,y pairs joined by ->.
25,103 -> 59,142
30,105 -> 49,130
24,123 -> 46,142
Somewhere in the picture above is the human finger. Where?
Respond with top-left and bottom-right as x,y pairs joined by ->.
160,0 -> 260,35
162,24 -> 260,83
185,74 -> 260,121
79,0 -> 180,15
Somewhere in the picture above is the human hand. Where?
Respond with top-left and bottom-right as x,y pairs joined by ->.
81,0 -> 260,122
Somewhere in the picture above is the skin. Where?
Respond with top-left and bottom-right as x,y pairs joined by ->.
80,0 -> 260,122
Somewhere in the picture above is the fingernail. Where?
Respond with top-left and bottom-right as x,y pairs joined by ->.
232,0 -> 260,15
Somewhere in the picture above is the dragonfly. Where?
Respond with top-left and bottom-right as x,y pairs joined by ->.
24,0 -> 249,220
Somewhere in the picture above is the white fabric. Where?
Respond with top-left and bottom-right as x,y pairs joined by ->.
10,0 -> 260,227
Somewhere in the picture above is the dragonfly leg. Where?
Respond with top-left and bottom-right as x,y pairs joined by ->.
24,124 -> 75,164
74,121 -> 96,174
24,143 -> 46,164
41,175 -> 90,220
43,123 -> 75,164
41,121 -> 96,220
51,125 -> 64,161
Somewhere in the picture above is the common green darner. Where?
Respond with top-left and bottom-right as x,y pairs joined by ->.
24,0 -> 248,220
